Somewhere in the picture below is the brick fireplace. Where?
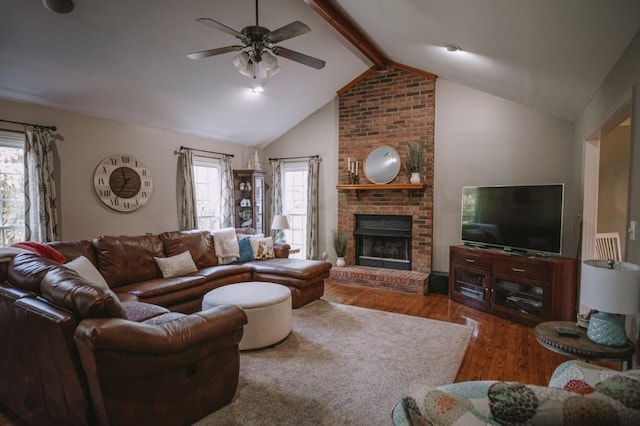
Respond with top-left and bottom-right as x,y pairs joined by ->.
336,64 -> 435,282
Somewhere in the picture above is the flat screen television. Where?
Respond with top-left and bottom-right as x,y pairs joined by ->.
460,184 -> 564,254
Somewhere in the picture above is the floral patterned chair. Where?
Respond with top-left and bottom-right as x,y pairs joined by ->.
392,360 -> 640,425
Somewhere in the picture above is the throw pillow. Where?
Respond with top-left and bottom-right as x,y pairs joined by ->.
249,237 -> 274,260
154,251 -> 198,278
237,237 -> 254,263
65,255 -> 109,291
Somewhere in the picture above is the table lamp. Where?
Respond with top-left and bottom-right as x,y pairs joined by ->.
271,215 -> 290,243
580,259 -> 640,346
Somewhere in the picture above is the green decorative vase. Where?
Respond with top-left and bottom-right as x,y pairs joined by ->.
586,312 -> 627,346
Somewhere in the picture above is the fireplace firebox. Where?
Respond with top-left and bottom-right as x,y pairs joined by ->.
354,214 -> 412,270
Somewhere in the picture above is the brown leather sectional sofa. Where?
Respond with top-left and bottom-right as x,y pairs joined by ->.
0,229 -> 332,425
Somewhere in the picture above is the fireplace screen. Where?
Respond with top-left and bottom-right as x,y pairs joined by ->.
354,215 -> 412,270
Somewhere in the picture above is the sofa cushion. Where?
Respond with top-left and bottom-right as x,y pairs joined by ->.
488,374 -> 640,425
48,239 -> 97,265
159,230 -> 218,268
400,382 -> 496,425
247,258 -> 332,280
41,267 -> 127,319
92,234 -> 164,287
154,251 -> 198,278
193,264 -> 253,282
114,275 -> 207,300
8,253 -> 63,293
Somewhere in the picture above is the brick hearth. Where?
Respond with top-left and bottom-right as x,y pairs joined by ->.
328,266 -> 428,294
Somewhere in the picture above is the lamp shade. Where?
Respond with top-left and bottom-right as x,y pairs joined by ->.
580,260 -> 640,314
271,215 -> 290,231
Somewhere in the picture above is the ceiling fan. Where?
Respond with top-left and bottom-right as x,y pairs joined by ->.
187,0 -> 326,79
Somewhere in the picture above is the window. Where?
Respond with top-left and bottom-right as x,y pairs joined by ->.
193,158 -> 222,231
282,163 -> 307,259
0,131 -> 25,247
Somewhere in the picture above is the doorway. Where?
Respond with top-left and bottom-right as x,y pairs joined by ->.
597,116 -> 631,256
582,95 -> 632,262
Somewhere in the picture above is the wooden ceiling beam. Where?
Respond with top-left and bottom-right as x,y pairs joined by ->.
305,0 -> 388,69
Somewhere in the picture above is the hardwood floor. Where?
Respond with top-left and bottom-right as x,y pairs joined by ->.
323,281 -> 620,385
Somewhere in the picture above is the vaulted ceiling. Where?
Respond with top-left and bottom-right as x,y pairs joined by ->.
1,0 -> 639,146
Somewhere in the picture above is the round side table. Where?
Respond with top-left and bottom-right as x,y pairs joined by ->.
534,321 -> 636,370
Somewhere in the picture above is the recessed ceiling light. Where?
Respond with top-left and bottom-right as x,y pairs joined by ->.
444,43 -> 462,52
42,0 -> 74,14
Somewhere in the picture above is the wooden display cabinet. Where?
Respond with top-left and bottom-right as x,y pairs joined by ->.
449,245 -> 577,326
233,169 -> 265,234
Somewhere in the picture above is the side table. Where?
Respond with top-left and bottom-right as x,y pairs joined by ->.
534,321 -> 636,370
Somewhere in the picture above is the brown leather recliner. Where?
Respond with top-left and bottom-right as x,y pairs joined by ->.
1,253 -> 247,425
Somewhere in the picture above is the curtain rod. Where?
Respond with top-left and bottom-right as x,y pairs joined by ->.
176,145 -> 234,158
0,118 -> 57,132
269,155 -> 320,161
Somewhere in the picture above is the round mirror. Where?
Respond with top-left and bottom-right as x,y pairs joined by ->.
364,145 -> 401,184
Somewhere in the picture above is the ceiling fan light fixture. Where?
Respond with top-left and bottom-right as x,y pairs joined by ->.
252,83 -> 265,93
188,0 -> 325,76
267,66 -> 280,78
238,66 -> 254,78
261,51 -> 278,71
444,43 -> 462,52
232,51 -> 250,69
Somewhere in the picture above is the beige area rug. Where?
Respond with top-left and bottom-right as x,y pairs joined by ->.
196,300 -> 473,426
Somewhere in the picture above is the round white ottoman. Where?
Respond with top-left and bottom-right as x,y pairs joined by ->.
202,282 -> 292,350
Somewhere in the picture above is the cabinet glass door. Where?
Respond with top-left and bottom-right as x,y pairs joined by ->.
452,268 -> 489,304
254,175 -> 264,234
494,279 -> 545,320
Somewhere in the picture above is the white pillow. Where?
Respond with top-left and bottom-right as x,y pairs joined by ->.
154,251 -> 198,278
249,237 -> 275,260
65,255 -> 109,290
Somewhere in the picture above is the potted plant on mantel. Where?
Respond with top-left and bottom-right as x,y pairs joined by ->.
332,229 -> 349,267
407,141 -> 423,184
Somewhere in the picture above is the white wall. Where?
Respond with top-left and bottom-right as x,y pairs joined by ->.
262,98 -> 338,261
573,30 -> 640,264
0,98 -> 251,240
263,81 -> 575,271
433,79 -> 576,271
572,29 -> 640,352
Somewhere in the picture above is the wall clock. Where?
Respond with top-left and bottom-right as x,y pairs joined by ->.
93,154 -> 153,212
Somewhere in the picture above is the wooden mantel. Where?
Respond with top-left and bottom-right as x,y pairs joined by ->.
336,183 -> 427,200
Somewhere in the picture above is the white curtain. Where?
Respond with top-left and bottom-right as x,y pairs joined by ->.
177,149 -> 197,230
24,128 -> 58,242
221,155 -> 234,228
306,157 -> 320,259
271,159 -> 283,224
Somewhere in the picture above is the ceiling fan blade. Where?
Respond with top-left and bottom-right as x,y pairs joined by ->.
187,46 -> 243,60
271,46 -> 326,70
196,18 -> 248,42
264,21 -> 310,44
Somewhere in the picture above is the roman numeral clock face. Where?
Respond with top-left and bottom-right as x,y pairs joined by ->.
93,154 -> 153,212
